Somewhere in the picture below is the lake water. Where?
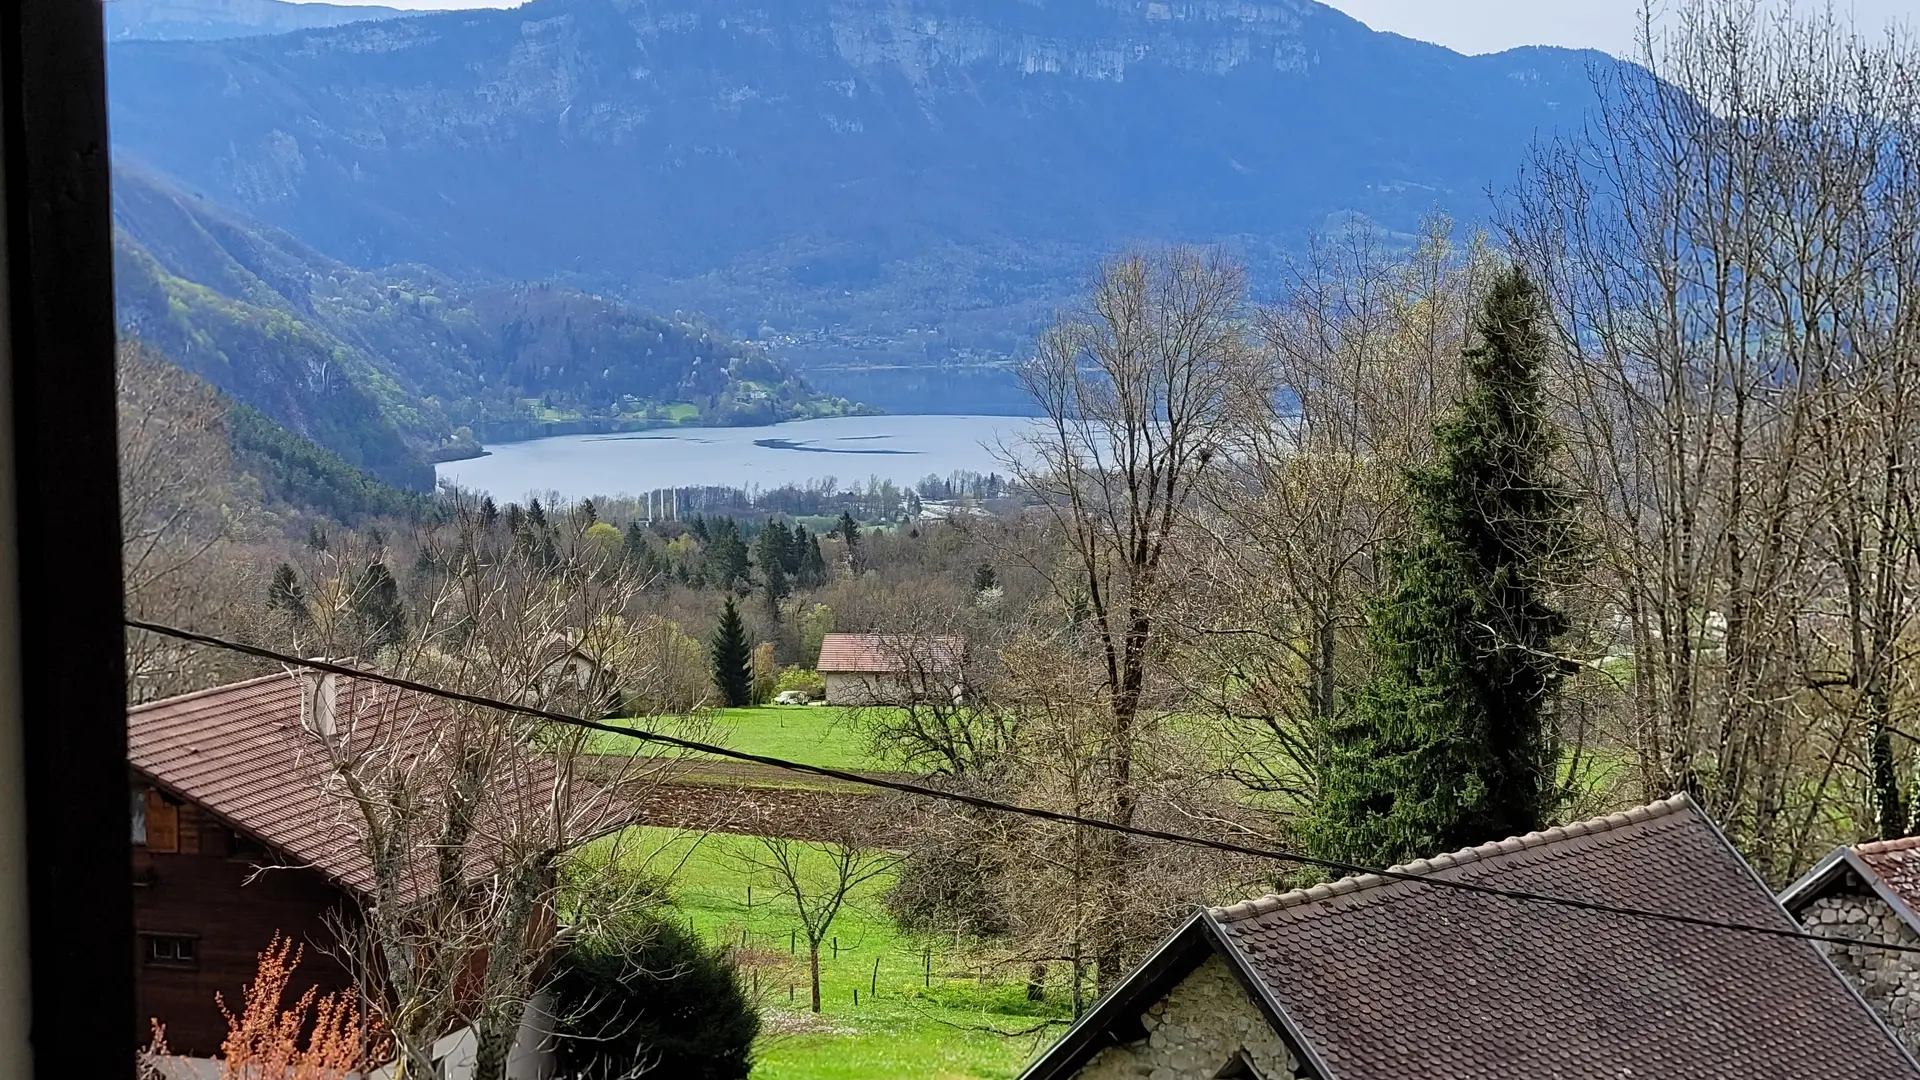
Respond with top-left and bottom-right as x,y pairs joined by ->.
435,414 -> 1037,502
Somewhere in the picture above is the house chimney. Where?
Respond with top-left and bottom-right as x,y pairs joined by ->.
300,665 -> 338,738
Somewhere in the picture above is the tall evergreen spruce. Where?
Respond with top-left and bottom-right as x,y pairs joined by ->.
1306,268 -> 1577,869
353,560 -> 408,652
267,562 -> 309,627
710,597 -> 753,707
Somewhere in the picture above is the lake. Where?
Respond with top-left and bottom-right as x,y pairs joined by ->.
435,414 -> 1037,502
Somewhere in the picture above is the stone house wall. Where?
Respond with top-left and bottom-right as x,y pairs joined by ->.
1078,954 -> 1303,1080
1800,892 -> 1920,1056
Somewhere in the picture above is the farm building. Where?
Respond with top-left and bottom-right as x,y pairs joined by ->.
1781,836 -> 1920,1056
1020,794 -> 1920,1080
815,632 -> 965,706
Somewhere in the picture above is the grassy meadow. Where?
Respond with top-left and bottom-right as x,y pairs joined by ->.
618,828 -> 1069,1080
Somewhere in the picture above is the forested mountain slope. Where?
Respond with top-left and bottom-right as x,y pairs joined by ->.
112,165 -> 852,489
105,0 -> 1613,353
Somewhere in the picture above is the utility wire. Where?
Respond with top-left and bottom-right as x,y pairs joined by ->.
127,617 -> 1920,957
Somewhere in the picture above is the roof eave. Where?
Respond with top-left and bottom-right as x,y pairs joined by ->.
1781,845 -> 1920,941
1015,911 -> 1335,1080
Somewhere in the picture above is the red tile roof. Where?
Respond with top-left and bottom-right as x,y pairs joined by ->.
815,633 -> 963,674
1854,836 -> 1920,906
129,672 -> 419,897
128,668 -> 609,902
1207,795 -> 1919,1079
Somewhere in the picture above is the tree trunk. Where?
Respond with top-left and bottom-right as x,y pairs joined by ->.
809,944 -> 822,1013
1026,963 -> 1047,1002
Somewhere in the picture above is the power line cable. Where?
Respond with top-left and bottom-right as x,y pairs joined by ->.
125,617 -> 1920,957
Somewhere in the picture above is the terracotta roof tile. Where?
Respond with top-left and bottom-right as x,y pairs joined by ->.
815,633 -> 962,674
1211,796 -> 1918,1079
128,669 -> 597,902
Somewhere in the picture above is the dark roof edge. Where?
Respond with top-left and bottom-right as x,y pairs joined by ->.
1780,846 -> 1920,939
1014,911 -> 1337,1080
1202,914 -> 1339,1080
1015,912 -> 1212,1080
1699,797 -> 1920,1077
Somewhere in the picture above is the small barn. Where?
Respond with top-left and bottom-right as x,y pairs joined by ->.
1021,794 -> 1919,1080
815,632 -> 964,706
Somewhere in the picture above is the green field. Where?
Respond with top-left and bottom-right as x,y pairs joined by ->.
600,706 -> 897,774
616,828 -> 1068,1080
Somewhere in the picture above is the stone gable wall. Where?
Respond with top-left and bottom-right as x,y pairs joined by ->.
1078,954 -> 1302,1080
1801,892 -> 1920,1057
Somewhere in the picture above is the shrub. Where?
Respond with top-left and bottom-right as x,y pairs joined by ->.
774,666 -> 826,700
549,919 -> 759,1080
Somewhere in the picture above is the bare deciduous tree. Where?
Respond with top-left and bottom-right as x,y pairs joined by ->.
1008,247 -> 1248,989
1509,0 -> 1920,876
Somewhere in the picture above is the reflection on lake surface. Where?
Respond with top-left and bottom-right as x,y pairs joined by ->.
436,414 -> 1037,502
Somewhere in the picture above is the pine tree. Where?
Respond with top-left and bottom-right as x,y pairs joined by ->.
527,498 -> 548,531
691,515 -> 711,544
481,496 -> 500,529
790,525 -> 813,578
306,523 -> 329,553
973,562 -> 998,593
353,561 -> 408,652
580,498 -> 598,525
267,563 -> 309,627
505,502 -> 525,535
804,535 -> 828,587
710,597 -> 753,708
836,512 -> 862,571
1305,268 -> 1578,869
624,522 -> 650,566
756,524 -> 794,608
706,518 -> 751,591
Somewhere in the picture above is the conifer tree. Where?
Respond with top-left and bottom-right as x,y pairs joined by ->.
973,562 -> 998,593
267,563 -> 309,627
706,518 -> 751,591
836,512 -> 862,571
1305,268 -> 1578,869
481,496 -> 500,529
353,561 -> 408,652
710,597 -> 753,708
527,498 -> 547,531
755,526 -> 792,610
306,523 -> 330,553
624,522 -> 650,566
804,535 -> 828,587
691,515 -> 711,544
790,525 -> 813,579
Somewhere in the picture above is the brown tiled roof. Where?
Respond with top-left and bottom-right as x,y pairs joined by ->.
815,633 -> 962,674
129,671 -> 453,897
1205,795 -> 1919,1079
1853,836 -> 1920,908
128,669 -> 619,902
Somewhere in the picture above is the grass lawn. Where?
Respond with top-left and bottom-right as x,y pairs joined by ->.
597,706 -> 900,774
613,828 -> 1069,1080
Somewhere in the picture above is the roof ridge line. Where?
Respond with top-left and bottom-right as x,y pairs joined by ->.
1208,793 -> 1694,924
1855,835 -> 1920,855
126,670 -> 293,712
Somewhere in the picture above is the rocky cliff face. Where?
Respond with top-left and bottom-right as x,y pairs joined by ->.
107,0 -> 1610,345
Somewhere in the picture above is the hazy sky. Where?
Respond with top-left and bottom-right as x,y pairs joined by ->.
303,0 -> 1918,58
1323,1 -> 1915,57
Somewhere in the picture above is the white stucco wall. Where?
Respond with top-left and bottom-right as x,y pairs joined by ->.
1077,954 -> 1302,1080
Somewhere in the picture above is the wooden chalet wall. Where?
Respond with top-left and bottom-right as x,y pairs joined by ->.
132,780 -> 360,1056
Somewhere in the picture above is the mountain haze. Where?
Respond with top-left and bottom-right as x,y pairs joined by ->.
105,0 -> 1611,359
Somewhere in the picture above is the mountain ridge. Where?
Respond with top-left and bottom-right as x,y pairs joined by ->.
113,163 -> 858,488
105,0 -> 1615,359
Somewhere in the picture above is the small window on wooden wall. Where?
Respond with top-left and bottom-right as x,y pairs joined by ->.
144,790 -> 179,853
143,934 -> 197,967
